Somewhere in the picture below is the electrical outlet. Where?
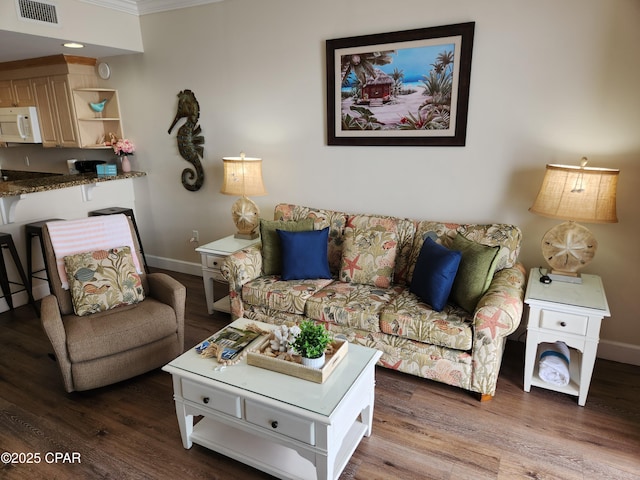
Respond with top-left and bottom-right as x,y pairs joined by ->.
192,230 -> 199,242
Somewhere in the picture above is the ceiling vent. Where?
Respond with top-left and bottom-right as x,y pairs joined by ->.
16,0 -> 59,25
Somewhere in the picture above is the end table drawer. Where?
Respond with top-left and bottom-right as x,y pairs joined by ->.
182,379 -> 242,418
245,399 -> 315,445
540,310 -> 588,335
205,255 -> 225,271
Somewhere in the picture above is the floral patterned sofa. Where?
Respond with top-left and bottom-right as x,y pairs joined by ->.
222,204 -> 526,400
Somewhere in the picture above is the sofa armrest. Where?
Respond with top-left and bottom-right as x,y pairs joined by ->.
146,272 -> 186,350
221,244 -> 263,319
40,294 -> 74,392
470,264 -> 526,396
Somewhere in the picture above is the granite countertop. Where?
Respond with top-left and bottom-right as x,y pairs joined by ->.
0,170 -> 146,197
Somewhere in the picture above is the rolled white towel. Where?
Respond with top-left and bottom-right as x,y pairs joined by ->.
538,341 -> 571,386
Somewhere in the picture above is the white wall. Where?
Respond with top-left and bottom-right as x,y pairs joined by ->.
13,0 -> 640,362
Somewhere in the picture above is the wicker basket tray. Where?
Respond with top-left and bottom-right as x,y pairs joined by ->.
247,338 -> 348,383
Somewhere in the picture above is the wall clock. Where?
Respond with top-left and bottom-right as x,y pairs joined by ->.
97,62 -> 111,80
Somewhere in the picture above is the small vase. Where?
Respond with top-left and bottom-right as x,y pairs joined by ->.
301,353 -> 325,369
120,155 -> 131,173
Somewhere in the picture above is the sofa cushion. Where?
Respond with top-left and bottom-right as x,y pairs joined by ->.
305,281 -> 403,332
380,289 -> 473,351
274,204 -> 348,275
339,228 -> 398,288
64,246 -> 144,317
345,213 -> 416,286
449,233 -> 501,313
410,236 -> 461,312
260,218 -> 315,275
242,276 -> 334,315
409,222 -> 522,282
277,228 -> 332,280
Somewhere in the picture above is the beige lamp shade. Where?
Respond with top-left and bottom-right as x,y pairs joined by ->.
221,153 -> 267,239
529,158 -> 619,282
529,160 -> 619,224
220,155 -> 267,197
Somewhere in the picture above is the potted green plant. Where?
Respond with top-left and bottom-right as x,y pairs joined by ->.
292,320 -> 332,369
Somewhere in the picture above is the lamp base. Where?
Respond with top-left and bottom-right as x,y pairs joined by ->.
540,221 -> 597,280
231,196 -> 260,239
234,232 -> 260,240
547,271 -> 583,284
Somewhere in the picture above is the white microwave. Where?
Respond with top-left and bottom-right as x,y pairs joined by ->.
0,106 -> 43,143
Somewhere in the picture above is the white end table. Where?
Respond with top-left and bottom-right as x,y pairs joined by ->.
196,236 -> 259,314
524,269 -> 610,406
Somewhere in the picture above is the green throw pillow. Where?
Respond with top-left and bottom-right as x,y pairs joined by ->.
449,233 -> 500,313
260,218 -> 315,275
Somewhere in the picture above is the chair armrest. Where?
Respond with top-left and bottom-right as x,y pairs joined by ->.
146,272 -> 186,349
470,264 -> 526,396
40,294 -> 74,392
221,244 -> 263,319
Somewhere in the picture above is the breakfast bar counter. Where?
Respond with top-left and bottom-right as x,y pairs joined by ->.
0,170 -> 147,224
0,170 -> 146,197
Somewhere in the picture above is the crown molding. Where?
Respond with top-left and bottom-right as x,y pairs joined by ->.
80,0 -> 225,16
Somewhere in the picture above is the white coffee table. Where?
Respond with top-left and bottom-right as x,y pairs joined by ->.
163,318 -> 382,480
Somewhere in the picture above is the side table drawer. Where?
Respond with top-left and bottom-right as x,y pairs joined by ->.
182,379 -> 242,418
245,399 -> 315,445
539,310 -> 588,335
205,254 -> 226,271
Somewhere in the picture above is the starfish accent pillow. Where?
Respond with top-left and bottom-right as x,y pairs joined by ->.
339,228 -> 398,288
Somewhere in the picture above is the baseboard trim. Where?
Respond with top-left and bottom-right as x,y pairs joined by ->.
146,254 -> 202,276
597,339 -> 640,366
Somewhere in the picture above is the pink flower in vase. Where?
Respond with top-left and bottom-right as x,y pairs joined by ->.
113,138 -> 135,156
113,138 -> 135,172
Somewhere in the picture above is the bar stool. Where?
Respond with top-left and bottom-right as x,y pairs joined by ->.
88,207 -> 149,273
0,232 -> 35,311
25,218 -> 63,297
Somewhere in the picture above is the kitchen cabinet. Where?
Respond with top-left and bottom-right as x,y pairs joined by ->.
0,80 -> 14,107
32,75 -> 79,148
0,55 -> 123,149
0,79 -> 35,107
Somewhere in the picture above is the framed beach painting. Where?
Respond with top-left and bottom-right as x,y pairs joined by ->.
326,22 -> 475,146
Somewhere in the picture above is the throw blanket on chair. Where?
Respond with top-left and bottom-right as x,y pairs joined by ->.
538,341 -> 571,386
47,215 -> 141,290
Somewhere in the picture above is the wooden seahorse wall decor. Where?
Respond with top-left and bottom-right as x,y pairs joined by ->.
168,89 -> 205,191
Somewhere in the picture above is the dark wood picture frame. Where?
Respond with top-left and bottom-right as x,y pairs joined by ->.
326,22 -> 475,146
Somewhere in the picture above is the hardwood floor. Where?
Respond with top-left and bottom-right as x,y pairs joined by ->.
1,269 -> 639,479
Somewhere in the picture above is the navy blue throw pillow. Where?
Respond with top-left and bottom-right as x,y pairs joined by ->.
410,237 -> 462,312
277,227 -> 331,280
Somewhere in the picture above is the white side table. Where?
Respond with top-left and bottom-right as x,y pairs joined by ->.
524,269 -> 610,406
196,236 -> 259,314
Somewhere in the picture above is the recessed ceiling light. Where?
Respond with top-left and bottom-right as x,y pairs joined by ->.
63,42 -> 84,49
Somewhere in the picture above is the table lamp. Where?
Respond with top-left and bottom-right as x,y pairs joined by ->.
220,152 -> 267,239
529,157 -> 619,283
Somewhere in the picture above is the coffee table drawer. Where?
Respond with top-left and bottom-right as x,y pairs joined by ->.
245,399 -> 315,445
182,379 -> 242,418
